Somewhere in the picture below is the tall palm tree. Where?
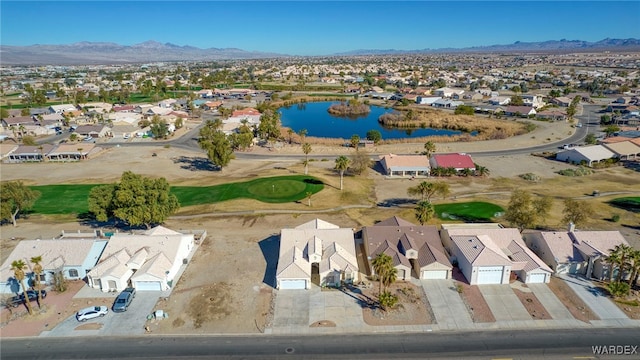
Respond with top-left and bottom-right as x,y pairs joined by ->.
423,141 -> 436,159
372,253 -> 395,295
407,181 -> 432,201
474,164 -> 490,177
603,252 -> 621,283
302,143 -> 312,175
30,256 -> 44,307
334,155 -> 350,191
627,249 -> 640,286
11,260 -> 33,315
610,244 -> 632,282
415,200 -> 435,225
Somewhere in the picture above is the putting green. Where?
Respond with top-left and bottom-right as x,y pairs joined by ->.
247,179 -> 306,198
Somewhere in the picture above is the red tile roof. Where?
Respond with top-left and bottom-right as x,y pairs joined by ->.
431,153 -> 475,169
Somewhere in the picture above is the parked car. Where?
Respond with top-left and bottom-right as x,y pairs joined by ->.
83,136 -> 94,142
6,289 -> 47,307
112,287 -> 136,312
76,306 -> 108,322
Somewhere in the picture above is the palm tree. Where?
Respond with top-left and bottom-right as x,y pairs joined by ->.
407,181 -> 432,201
302,143 -> 312,175
30,256 -> 44,307
423,141 -> 436,159
297,129 -> 307,144
603,252 -> 621,283
415,200 -> 435,225
11,260 -> 33,315
474,164 -> 490,177
372,253 -> 395,295
610,244 -> 633,282
334,155 -> 350,191
627,249 -> 640,286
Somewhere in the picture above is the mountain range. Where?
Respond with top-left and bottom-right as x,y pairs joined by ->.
1,38 -> 639,65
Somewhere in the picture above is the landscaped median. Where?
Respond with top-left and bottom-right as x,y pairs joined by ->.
29,175 -> 325,215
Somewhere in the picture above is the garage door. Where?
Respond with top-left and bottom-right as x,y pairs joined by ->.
279,279 -> 307,290
528,273 -> 547,283
421,270 -> 448,279
477,267 -> 504,285
135,281 -> 162,291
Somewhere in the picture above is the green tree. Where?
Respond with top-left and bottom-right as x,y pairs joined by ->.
510,94 -> 524,106
608,244 -> 633,282
11,260 -> 33,315
297,128 -> 308,144
21,108 -> 31,116
350,134 -> 360,150
30,256 -> 44,307
150,118 -> 169,139
302,143 -> 312,175
366,129 -> 382,144
0,108 -> 9,119
562,199 -> 594,228
334,155 -> 350,191
198,119 -> 233,169
585,133 -> 597,145
504,190 -> 553,232
21,136 -> 36,146
454,105 -> 475,115
88,172 -> 179,229
423,141 -> 436,158
474,164 -> 490,177
0,181 -> 40,226
604,125 -> 620,138
415,200 -> 435,225
88,184 -> 116,222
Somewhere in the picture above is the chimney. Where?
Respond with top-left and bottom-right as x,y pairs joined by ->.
568,222 -> 575,233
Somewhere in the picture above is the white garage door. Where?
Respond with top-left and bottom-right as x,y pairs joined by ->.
279,279 -> 307,290
135,281 -> 162,291
477,267 -> 504,285
528,273 -> 547,283
421,270 -> 448,280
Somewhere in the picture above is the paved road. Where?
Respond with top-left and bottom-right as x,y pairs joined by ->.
3,328 -> 639,359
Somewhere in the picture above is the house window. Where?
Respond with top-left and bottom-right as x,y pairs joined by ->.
68,269 -> 79,277
36,273 -> 46,282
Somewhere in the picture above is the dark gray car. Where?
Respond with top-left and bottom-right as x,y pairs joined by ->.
112,287 -> 136,312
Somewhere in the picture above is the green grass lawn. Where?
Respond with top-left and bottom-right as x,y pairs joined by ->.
609,197 -> 640,213
172,175 -> 324,206
434,201 -> 504,222
30,175 -> 324,215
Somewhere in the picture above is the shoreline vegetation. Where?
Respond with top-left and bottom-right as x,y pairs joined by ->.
269,95 -> 533,144
327,99 -> 371,116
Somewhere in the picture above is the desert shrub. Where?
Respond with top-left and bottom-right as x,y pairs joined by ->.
519,173 -> 541,182
611,214 -> 621,222
557,167 -> 593,177
378,291 -> 399,310
607,281 -> 630,298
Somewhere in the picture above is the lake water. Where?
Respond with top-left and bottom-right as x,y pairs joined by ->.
278,101 -> 463,139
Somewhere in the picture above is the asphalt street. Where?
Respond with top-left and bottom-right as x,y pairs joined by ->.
2,328 -> 639,359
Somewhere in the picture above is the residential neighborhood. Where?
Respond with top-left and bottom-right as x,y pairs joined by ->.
1,39 -> 640,358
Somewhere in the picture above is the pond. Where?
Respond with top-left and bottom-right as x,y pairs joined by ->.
278,101 -> 464,139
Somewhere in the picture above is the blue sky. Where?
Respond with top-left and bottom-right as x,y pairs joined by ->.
1,1 -> 638,56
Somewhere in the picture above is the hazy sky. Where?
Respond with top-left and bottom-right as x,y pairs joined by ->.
2,1 -> 639,56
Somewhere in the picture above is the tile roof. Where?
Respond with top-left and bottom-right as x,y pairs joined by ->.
276,219 -> 357,281
451,235 -> 512,267
603,141 -> 640,155
0,239 -> 103,281
131,252 -> 174,281
431,153 -> 475,169
363,217 -> 450,271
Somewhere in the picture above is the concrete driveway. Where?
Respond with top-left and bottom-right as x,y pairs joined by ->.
527,283 -> 575,320
479,285 -> 531,321
270,286 -> 368,334
421,280 -> 473,330
41,292 -> 161,337
558,275 -> 627,320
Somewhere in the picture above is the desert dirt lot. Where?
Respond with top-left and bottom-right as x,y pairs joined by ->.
1,118 -> 639,335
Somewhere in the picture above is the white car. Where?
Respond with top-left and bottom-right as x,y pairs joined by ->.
76,306 -> 108,322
